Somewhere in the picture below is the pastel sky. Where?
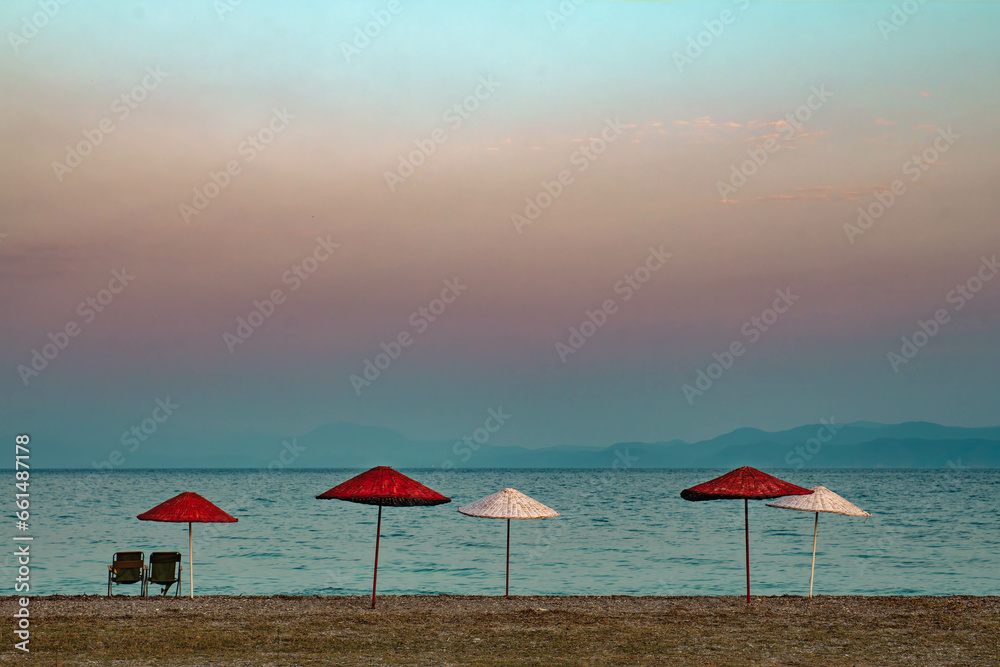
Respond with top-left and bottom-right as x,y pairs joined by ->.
3,1 -> 999,462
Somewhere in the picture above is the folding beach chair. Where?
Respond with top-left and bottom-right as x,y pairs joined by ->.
107,551 -> 145,596
145,552 -> 183,596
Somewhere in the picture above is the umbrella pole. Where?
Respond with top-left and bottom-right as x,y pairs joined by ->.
371,505 -> 382,609
809,512 -> 818,598
189,521 -> 194,599
744,499 -> 750,605
505,518 -> 510,597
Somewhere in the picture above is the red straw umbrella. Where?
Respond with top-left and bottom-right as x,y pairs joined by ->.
316,466 -> 450,607
137,492 -> 237,598
681,466 -> 812,604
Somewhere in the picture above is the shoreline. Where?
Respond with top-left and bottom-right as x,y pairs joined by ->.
9,593 -> 1000,619
11,593 -> 999,613
9,595 -> 998,665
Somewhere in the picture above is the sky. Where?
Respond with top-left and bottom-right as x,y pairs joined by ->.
2,1 -> 999,465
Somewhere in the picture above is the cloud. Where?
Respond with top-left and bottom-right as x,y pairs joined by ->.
784,130 -> 825,142
839,184 -> 891,201
747,119 -> 790,129
1,242 -> 79,264
755,186 -> 833,203
750,184 -> 901,204
0,242 -> 83,280
874,117 -> 895,126
660,113 -> 820,149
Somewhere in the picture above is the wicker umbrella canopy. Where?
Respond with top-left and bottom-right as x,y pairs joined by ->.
137,492 -> 237,598
458,488 -> 558,596
767,485 -> 871,597
316,466 -> 450,607
317,465 -> 450,506
458,488 -> 559,520
681,466 -> 813,501
681,467 -> 813,604
137,492 -> 238,523
766,485 -> 870,516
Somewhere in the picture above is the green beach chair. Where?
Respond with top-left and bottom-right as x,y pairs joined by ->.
107,551 -> 145,596
145,552 -> 182,597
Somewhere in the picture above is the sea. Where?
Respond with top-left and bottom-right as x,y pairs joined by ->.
19,468 -> 1000,597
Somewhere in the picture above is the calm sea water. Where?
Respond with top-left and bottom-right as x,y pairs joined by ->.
17,468 -> 1000,597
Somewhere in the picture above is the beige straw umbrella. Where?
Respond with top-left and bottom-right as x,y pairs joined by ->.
766,485 -> 871,597
458,488 -> 558,596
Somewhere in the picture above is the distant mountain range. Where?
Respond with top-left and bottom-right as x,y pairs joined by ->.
38,420 -> 1000,469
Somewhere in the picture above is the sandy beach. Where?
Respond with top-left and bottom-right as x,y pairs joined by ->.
4,594 -> 998,665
